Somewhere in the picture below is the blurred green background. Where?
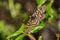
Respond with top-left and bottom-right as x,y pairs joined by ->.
0,0 -> 60,40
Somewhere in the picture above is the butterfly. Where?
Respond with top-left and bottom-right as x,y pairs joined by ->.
24,5 -> 46,40
25,5 -> 46,34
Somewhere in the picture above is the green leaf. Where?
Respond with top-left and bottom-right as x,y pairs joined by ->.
38,36 -> 42,40
46,1 -> 54,23
7,23 -> 26,40
36,0 -> 46,8
30,21 -> 45,33
0,20 -> 15,36
48,15 -> 53,23
15,34 -> 25,40
9,0 -> 21,18
15,3 -> 22,10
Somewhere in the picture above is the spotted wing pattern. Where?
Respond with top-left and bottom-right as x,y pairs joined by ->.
25,5 -> 46,34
